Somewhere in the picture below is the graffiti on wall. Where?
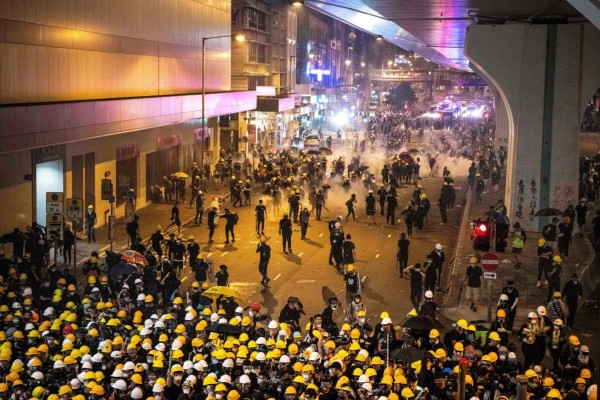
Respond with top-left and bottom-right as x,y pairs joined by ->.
515,179 -> 525,219
550,184 -> 576,212
529,180 -> 537,221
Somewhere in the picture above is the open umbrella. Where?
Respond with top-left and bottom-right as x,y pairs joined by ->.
121,250 -> 148,266
307,149 -> 321,155
486,210 -> 510,225
319,147 -> 333,156
401,315 -> 437,330
398,153 -> 414,165
206,323 -> 242,335
173,172 -> 189,179
407,148 -> 420,155
0,230 -> 30,244
390,347 -> 426,363
202,286 -> 244,303
534,208 -> 563,217
109,263 -> 136,276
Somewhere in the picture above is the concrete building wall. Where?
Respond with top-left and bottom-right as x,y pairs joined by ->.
0,0 -> 232,104
465,23 -> 600,231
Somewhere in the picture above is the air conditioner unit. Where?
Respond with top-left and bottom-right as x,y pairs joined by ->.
330,40 -> 337,50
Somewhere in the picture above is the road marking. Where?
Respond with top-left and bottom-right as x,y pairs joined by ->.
207,253 -> 213,257
221,252 -> 229,257
375,253 -> 380,259
230,282 -> 257,287
361,275 -> 367,282
298,252 -> 303,257
387,234 -> 392,238
273,273 -> 282,281
319,233 -> 324,238
297,279 -> 315,283
181,277 -> 187,282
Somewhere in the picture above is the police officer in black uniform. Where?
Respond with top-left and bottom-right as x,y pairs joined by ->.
279,213 -> 293,253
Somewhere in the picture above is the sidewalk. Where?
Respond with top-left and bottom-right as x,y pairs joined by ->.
442,181 -> 597,331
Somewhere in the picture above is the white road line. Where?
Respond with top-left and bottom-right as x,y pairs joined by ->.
207,253 -> 213,257
361,275 -> 367,282
221,252 -> 229,257
375,253 -> 380,259
319,233 -> 324,238
297,279 -> 316,283
298,252 -> 303,257
181,277 -> 188,282
230,282 -> 257,287
273,273 -> 282,281
387,234 -> 392,238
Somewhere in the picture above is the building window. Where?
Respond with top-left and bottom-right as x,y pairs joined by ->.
249,43 -> 268,64
248,76 -> 269,90
248,8 -> 267,31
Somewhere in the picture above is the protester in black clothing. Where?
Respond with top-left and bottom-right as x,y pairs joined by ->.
501,280 -> 519,330
562,273 -> 584,329
186,235 -> 200,268
207,207 -> 217,243
386,193 -> 398,225
403,263 -> 424,310
536,238 -> 553,287
126,214 -> 140,247
299,206 -> 310,240
345,194 -> 357,221
315,190 -> 325,221
279,296 -> 304,332
402,205 -> 415,236
257,238 -> 271,285
430,243 -> 445,287
365,190 -> 376,224
150,226 -> 164,258
171,202 -> 181,234
215,265 -> 229,286
255,199 -> 267,235
377,185 -> 387,216
329,225 -> 344,270
62,225 -> 74,265
279,213 -> 293,253
218,208 -> 238,245
397,233 -> 410,277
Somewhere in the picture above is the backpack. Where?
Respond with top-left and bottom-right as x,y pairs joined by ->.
232,213 -> 239,225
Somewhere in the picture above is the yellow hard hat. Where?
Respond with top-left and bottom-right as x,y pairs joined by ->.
469,256 -> 478,264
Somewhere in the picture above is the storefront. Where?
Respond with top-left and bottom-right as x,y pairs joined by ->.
116,143 -> 139,206
145,134 -> 181,201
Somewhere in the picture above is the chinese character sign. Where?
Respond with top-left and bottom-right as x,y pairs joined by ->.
515,180 -> 525,220
529,180 -> 537,221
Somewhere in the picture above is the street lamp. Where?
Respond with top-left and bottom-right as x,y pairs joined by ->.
201,33 -> 245,168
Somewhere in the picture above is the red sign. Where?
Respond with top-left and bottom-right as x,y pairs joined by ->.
480,252 -> 499,272
157,134 -> 181,151
116,143 -> 139,161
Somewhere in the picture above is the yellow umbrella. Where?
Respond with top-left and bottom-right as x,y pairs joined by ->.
173,172 -> 189,179
202,286 -> 244,303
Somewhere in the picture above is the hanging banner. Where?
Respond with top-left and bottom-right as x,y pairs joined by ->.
156,134 -> 182,151
116,142 -> 139,161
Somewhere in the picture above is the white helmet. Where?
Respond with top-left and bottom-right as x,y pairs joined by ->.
268,320 -> 279,329
223,359 -> 234,368
111,369 -> 124,378
219,375 -> 232,384
425,290 -> 433,299
357,374 -> 369,383
155,343 -> 166,352
110,351 -> 122,359
70,379 -> 81,390
309,352 -> 321,362
210,313 -> 219,322
31,371 -> 44,380
22,288 -> 32,297
381,317 -> 392,325
235,306 -> 244,314
279,355 -> 291,364
140,327 -> 151,336
182,360 -> 194,371
153,383 -> 164,393
123,361 -> 135,371
255,352 -> 266,362
435,243 -> 442,250
131,388 -> 144,399
144,320 -> 154,329
81,361 -> 92,370
112,379 -> 128,390
239,375 -> 251,385
499,294 -> 508,301
154,320 -> 165,329
361,383 -> 373,392
256,337 -> 267,345
11,302 -> 21,309
185,312 -> 194,321
53,360 -> 64,369
24,323 -> 34,331
185,375 -> 198,386
91,353 -> 103,363
137,294 -> 145,301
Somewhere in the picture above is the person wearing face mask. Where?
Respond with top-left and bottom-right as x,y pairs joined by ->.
562,273 -> 584,329
164,365 -> 184,399
546,292 -> 568,327
429,243 -> 445,288
489,309 -> 510,345
424,329 -> 446,352
519,312 -> 542,368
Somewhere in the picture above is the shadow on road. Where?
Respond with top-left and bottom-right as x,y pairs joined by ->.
285,253 -> 302,265
303,238 -> 324,248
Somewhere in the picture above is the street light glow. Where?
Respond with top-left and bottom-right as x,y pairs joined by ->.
234,33 -> 245,42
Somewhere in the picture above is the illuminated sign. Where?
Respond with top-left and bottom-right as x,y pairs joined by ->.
256,86 -> 277,97
310,69 -> 331,82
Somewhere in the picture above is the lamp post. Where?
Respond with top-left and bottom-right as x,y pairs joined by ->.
201,33 -> 245,168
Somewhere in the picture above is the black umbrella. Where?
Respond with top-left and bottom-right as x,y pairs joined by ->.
0,230 -> 29,244
534,208 -> 563,217
401,315 -> 436,330
319,147 -> 333,155
206,323 -> 242,335
390,347 -> 426,363
307,149 -> 321,155
487,210 -> 509,225
109,263 -> 135,276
